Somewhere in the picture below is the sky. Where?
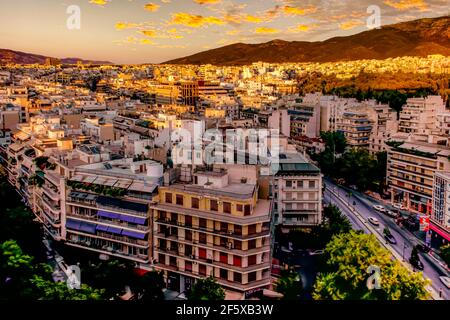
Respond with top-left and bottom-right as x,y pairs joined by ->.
0,0 -> 448,64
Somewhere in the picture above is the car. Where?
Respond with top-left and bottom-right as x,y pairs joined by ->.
373,205 -> 386,213
309,250 -> 324,256
368,217 -> 380,226
410,258 -> 424,271
393,203 -> 406,210
385,210 -> 398,218
415,244 -> 431,253
439,276 -> 450,289
384,234 -> 397,244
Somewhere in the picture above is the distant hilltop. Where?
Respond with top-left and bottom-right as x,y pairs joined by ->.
0,49 -> 113,66
164,15 -> 450,66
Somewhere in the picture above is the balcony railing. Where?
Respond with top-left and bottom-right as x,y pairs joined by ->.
155,218 -> 270,240
67,212 -> 149,232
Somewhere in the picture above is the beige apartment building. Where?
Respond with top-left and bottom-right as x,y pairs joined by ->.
151,166 -> 273,295
387,140 -> 450,215
337,111 -> 372,148
399,96 -> 446,135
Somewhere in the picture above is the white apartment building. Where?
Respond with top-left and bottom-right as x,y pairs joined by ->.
399,96 -> 446,135
433,171 -> 450,238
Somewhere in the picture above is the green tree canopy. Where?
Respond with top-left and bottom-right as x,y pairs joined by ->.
440,244 -> 450,267
313,231 -> 430,300
188,276 -> 225,301
276,268 -> 303,300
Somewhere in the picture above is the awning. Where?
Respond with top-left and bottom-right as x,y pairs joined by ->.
122,229 -> 146,240
119,214 -> 136,223
430,223 -> 450,242
107,226 -> 123,235
97,210 -> 119,219
66,219 -> 82,231
96,224 -> 109,232
133,217 -> 147,225
79,221 -> 97,234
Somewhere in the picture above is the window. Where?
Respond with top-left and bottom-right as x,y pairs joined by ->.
185,261 -> 192,272
309,181 -> 315,189
220,252 -> 228,264
176,194 -> 184,206
297,181 -> 304,188
248,255 -> 257,266
236,204 -> 243,212
233,255 -> 242,267
170,213 -> 178,224
158,253 -> 166,265
199,218 -> 207,229
185,215 -> 192,227
199,248 -> 207,259
185,245 -> 193,257
185,230 -> 192,241
191,197 -> 199,209
286,180 -> 292,188
169,256 -> 177,267
223,202 -> 231,214
248,239 -> 257,250
244,205 -> 251,216
220,222 -> 228,233
248,272 -> 257,282
233,272 -> 242,283
234,225 -> 242,236
234,240 -> 242,250
199,233 -> 207,245
220,269 -> 228,280
210,200 -> 218,211
248,225 -> 256,235
165,193 -> 172,204
199,264 -> 207,276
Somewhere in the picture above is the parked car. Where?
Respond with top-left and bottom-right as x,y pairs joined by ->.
410,257 -> 424,271
393,203 -> 406,210
384,234 -> 397,244
439,276 -> 450,289
385,210 -> 398,218
309,250 -> 324,256
368,217 -> 380,226
373,205 -> 386,213
415,244 -> 431,254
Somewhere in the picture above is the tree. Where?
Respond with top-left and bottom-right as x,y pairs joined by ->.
276,268 -> 303,300
132,271 -> 165,301
440,244 -> 450,267
188,277 -> 225,301
383,226 -> 392,238
313,231 -> 430,300
323,205 -> 352,236
409,246 -> 420,269
31,276 -> 104,300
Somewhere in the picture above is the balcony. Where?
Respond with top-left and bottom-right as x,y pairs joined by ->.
42,184 -> 60,201
155,218 -> 270,240
67,212 -> 149,232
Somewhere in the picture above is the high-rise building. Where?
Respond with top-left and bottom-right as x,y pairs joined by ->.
433,171 -> 450,238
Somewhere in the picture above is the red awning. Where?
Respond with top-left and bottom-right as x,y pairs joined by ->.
429,223 -> 450,242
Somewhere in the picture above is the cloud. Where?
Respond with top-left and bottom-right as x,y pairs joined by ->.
383,0 -> 429,11
282,5 -> 317,16
144,3 -> 160,12
141,30 -> 157,37
194,0 -> 221,4
339,20 -> 364,30
89,0 -> 110,6
245,15 -> 263,23
254,27 -> 279,34
115,22 -> 139,30
114,36 -> 156,45
288,24 -> 315,33
169,13 -> 225,27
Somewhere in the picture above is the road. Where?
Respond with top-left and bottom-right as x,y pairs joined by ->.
323,181 -> 449,300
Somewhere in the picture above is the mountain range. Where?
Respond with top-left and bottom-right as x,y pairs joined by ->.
0,49 -> 113,65
165,15 -> 450,65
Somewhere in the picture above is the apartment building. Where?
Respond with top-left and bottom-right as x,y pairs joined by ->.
432,171 -> 450,240
387,139 -> 450,215
65,158 -> 163,265
337,111 -> 373,148
151,166 -> 273,295
272,153 -> 322,230
399,96 -> 446,135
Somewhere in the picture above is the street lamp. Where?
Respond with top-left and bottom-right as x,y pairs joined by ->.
402,243 -> 408,262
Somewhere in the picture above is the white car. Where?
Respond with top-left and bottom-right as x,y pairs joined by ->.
393,203 -> 405,210
309,250 -> 324,256
373,205 -> 386,213
385,210 -> 398,218
368,217 -> 380,226
440,276 -> 450,289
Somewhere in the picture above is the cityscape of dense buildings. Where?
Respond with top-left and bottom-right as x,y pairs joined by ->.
0,52 -> 449,300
